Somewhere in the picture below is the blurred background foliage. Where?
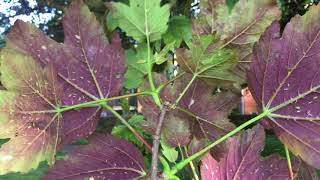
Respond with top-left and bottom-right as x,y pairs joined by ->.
0,0 -> 319,179
1,0 -> 319,45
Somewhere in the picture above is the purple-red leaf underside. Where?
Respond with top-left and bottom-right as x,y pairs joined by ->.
200,125 -> 298,180
5,0 -> 125,143
44,134 -> 146,180
248,4 -> 320,168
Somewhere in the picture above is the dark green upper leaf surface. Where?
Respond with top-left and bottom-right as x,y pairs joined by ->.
44,134 -> 146,180
5,0 -> 125,144
176,35 -> 238,82
112,115 -> 150,148
109,0 -> 170,42
163,15 -> 192,47
193,0 -> 281,79
248,4 -> 320,168
124,45 -> 150,89
200,125 -> 298,180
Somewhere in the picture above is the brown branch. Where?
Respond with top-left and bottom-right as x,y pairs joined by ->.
150,105 -> 168,180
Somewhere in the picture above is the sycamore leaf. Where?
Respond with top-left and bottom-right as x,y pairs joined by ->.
192,0 -> 224,35
0,50 -> 62,174
176,35 -> 238,82
154,41 -> 175,65
161,139 -> 178,163
109,0 -> 170,42
124,45 -> 150,89
112,115 -> 151,148
200,125 -> 298,180
176,74 -> 239,141
193,0 -> 280,79
0,0 -> 125,175
0,161 -> 49,180
5,0 -> 125,143
163,15 -> 192,47
44,134 -> 146,180
248,5 -> 320,168
297,162 -> 320,180
139,74 -> 238,147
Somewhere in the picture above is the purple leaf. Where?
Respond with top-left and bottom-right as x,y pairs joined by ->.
177,75 -> 238,141
0,0 -> 125,175
248,5 -> 320,168
0,51 -> 62,174
5,0 -> 125,143
296,162 -> 320,180
139,74 -> 238,147
200,125 -> 298,180
44,134 -> 146,180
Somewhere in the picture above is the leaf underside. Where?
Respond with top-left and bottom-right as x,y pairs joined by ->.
248,4 -> 320,169
0,0 -> 125,174
44,134 -> 146,180
139,74 -> 239,148
200,125 -> 297,180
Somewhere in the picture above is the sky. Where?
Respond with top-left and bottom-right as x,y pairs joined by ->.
0,0 -> 57,36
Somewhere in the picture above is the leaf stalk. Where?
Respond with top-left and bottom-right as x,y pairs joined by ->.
168,110 -> 270,176
55,91 -> 152,113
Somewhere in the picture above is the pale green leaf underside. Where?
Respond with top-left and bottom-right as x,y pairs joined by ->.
110,0 -> 170,42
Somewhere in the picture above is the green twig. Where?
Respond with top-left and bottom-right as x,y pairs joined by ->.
169,110 -> 270,176
144,0 -> 161,107
156,72 -> 186,93
285,145 -> 294,180
102,104 -> 153,152
184,146 -> 200,180
175,75 -> 197,105
56,91 -> 152,113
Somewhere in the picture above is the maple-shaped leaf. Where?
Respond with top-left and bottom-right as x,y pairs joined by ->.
200,125 -> 297,180
109,0 -> 170,42
248,4 -> 320,168
296,162 -> 320,180
124,45 -> 151,89
192,0 -> 224,35
5,0 -> 125,143
176,74 -> 239,141
0,50 -> 62,174
193,0 -> 280,79
139,102 -> 191,147
176,35 -> 238,82
44,134 -> 146,180
139,74 -> 238,147
112,114 -> 151,149
163,15 -> 192,47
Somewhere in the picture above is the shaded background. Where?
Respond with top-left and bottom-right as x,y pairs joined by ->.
0,0 -> 319,179
1,0 -> 319,45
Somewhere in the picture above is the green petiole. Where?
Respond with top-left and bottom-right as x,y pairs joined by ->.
168,109 -> 271,177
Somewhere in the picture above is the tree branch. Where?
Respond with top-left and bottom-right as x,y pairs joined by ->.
150,105 -> 168,180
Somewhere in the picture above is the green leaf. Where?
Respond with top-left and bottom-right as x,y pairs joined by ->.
0,161 -> 49,180
176,35 -> 238,82
106,13 -> 118,32
161,139 -> 178,163
109,0 -> 170,42
112,115 -> 150,148
154,41 -> 175,65
124,44 -> 152,89
261,134 -> 285,157
163,16 -> 192,47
